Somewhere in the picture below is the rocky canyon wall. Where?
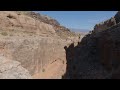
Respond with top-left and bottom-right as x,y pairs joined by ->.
0,11 -> 80,79
63,11 -> 120,79
93,17 -> 116,33
93,11 -> 120,33
114,11 -> 120,24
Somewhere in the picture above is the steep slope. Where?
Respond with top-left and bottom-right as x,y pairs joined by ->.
0,11 -> 80,79
63,11 -> 120,79
19,11 -> 79,40
0,11 -> 57,37
0,56 -> 32,79
114,11 -> 120,24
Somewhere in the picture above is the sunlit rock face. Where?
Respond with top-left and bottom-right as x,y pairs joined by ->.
0,11 -> 80,79
0,56 -> 32,79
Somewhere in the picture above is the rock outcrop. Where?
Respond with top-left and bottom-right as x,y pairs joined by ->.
19,11 -> 78,40
0,11 -> 80,79
93,11 -> 120,34
19,11 -> 60,26
93,17 -> 116,33
0,56 -> 32,79
0,11 -> 57,37
114,11 -> 120,24
63,11 -> 120,79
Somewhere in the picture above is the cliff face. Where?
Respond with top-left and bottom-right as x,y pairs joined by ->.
93,11 -> 120,34
22,11 -> 78,40
0,11 -> 56,37
3,11 -> 120,79
0,11 -> 80,79
63,11 -> 120,79
93,17 -> 116,33
0,36 -> 68,78
96,23 -> 120,78
114,11 -> 120,24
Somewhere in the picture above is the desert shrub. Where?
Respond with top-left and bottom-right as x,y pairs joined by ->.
42,69 -> 45,72
1,32 -> 8,36
7,14 -> 16,19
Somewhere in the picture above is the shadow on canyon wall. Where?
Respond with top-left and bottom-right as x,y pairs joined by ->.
62,33 -> 99,79
62,30 -> 120,79
62,12 -> 120,79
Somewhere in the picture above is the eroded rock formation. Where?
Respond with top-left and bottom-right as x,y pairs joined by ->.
0,56 -> 32,79
93,17 -> 116,33
2,11 -> 120,79
0,11 -> 80,79
114,11 -> 120,24
63,11 -> 120,79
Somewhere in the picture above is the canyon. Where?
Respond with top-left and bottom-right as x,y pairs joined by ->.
63,11 -> 120,79
0,11 -> 80,79
0,11 -> 120,79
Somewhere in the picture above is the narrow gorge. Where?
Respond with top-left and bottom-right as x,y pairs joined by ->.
0,11 -> 120,79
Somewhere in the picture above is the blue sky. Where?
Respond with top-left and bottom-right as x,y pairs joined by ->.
35,11 -> 117,31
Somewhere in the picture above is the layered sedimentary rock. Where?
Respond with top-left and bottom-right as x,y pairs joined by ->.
0,36 -> 68,78
0,11 -> 57,37
19,11 -> 78,39
0,11 -> 80,79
